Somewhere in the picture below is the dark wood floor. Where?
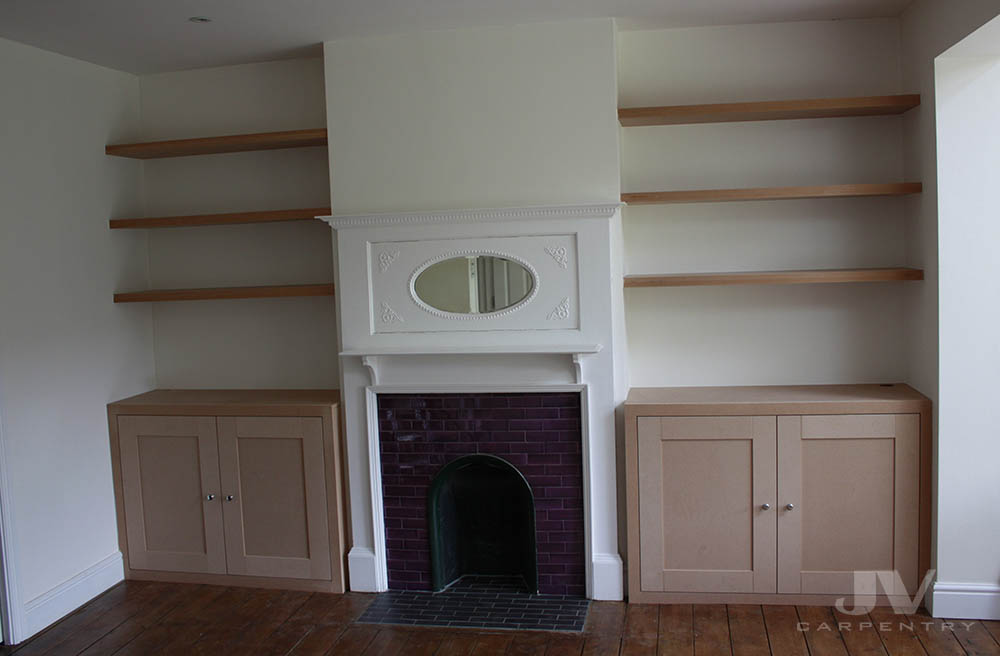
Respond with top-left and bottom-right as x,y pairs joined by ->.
3,581 -> 999,655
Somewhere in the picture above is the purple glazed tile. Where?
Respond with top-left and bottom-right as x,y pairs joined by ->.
377,392 -> 585,596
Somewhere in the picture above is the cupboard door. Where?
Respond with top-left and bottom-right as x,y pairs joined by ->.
117,416 -> 227,574
777,414 -> 920,595
637,416 -> 777,593
218,417 -> 332,580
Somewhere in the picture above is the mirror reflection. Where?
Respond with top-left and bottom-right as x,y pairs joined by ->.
414,255 -> 534,314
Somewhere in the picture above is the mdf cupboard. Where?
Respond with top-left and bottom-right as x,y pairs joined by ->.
108,390 -> 346,593
625,384 -> 931,605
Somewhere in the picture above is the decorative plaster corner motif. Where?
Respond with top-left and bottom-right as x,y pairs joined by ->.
378,250 -> 400,273
547,297 -> 570,321
380,302 -> 404,324
545,246 -> 569,269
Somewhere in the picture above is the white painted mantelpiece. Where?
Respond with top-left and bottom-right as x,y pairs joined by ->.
321,204 -> 628,600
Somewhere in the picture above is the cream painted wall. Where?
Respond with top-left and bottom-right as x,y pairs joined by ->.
0,37 -> 154,640
138,58 -> 338,388
620,19 -> 914,386
323,19 -> 621,214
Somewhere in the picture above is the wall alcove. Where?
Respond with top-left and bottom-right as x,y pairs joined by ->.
427,454 -> 538,592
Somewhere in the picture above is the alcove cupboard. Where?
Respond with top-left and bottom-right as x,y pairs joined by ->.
624,384 -> 931,604
107,390 -> 346,593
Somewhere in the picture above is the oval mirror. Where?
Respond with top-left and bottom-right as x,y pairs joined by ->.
414,255 -> 535,315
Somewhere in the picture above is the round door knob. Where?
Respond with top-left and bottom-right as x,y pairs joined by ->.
785,503 -> 795,511
761,503 -> 771,511
205,494 -> 215,501
226,495 -> 235,502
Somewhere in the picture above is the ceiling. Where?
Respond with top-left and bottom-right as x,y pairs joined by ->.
0,0 -> 914,74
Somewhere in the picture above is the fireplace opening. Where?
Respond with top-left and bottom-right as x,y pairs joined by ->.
428,454 -> 538,593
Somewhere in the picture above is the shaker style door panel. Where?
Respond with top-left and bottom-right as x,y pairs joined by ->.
777,414 -> 920,595
117,416 -> 227,574
637,416 -> 777,593
218,417 -> 332,580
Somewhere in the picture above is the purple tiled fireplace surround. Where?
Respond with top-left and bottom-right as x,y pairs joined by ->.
377,392 -> 586,597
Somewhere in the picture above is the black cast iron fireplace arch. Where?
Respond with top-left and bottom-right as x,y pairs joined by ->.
427,454 -> 538,592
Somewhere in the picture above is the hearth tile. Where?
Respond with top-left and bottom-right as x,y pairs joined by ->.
357,576 -> 589,632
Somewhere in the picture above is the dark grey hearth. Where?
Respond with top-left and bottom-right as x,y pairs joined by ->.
357,575 -> 589,632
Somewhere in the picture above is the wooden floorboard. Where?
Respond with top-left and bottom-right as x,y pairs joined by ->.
761,606 -> 808,656
506,631 -> 549,655
868,608 -> 929,656
984,622 -> 1000,646
621,604 -> 659,656
581,599 -> 625,655
909,611 -> 968,656
5,581 -> 999,656
948,620 -> 1000,655
658,604 -> 694,656
694,604 -> 732,656
797,605 -> 850,656
728,605 -> 770,656
833,609 -> 889,656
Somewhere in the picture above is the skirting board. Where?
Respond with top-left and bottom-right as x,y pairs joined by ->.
347,546 -> 384,593
930,582 -> 1000,620
591,553 -> 624,601
22,552 -> 124,639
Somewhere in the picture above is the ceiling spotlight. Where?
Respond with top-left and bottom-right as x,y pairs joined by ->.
188,16 -> 212,23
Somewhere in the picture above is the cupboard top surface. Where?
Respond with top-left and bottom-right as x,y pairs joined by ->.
109,389 -> 340,416
625,384 -> 929,416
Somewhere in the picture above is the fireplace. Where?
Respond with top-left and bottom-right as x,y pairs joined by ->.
323,204 -> 626,600
378,392 -> 585,597
428,454 -> 537,592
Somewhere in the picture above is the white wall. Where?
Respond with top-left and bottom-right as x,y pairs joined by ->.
138,58 -> 338,388
924,12 -> 1000,619
900,0 -> 1000,422
323,19 -> 621,213
0,37 -> 154,641
898,0 -> 1000,618
620,19 -> 915,387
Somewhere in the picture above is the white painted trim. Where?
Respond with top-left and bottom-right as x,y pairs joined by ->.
22,552 -> 124,638
370,383 -> 587,395
0,396 -> 25,644
930,581 -> 1000,619
364,387 -> 388,592
591,553 -> 625,601
320,204 -> 623,229
331,204 -> 625,600
347,546 -> 381,593
341,345 -> 602,357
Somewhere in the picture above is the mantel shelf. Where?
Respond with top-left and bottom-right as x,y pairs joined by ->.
113,283 -> 335,303
621,182 -> 922,205
105,128 -> 328,159
340,345 -> 603,357
625,268 -> 924,288
619,94 -> 920,126
109,207 -> 332,229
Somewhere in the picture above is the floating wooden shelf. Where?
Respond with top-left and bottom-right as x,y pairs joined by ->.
113,283 -> 335,303
619,94 -> 920,126
109,207 -> 332,229
105,128 -> 328,159
622,182 -> 922,205
624,268 -> 924,288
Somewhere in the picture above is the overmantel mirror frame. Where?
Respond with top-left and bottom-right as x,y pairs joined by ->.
409,249 -> 540,321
